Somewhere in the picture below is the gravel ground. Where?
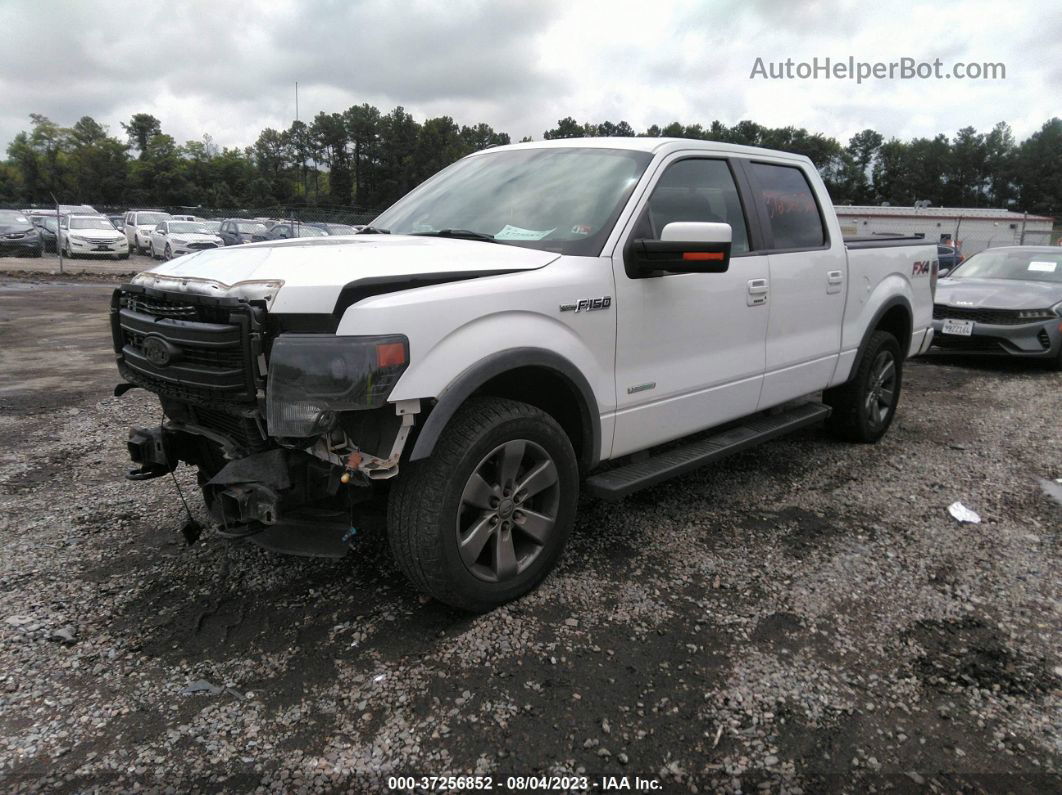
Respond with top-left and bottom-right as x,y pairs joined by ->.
1,278 -> 1060,793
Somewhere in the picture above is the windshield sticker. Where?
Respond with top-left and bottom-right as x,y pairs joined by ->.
495,224 -> 555,241
1028,261 -> 1058,273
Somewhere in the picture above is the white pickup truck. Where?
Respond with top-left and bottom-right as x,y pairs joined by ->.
112,138 -> 936,611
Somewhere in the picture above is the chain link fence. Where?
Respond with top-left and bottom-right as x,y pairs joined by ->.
2,203 -> 381,227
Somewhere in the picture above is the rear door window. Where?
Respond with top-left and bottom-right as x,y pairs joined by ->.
749,163 -> 826,250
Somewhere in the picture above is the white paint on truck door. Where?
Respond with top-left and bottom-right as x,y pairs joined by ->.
746,161 -> 846,408
609,155 -> 769,458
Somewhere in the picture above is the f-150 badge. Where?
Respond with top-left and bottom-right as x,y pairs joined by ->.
560,296 -> 612,313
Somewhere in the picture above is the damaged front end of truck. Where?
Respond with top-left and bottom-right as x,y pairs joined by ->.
110,274 -> 419,555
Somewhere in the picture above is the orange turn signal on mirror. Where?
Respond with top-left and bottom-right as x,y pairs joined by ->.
682,251 -> 724,261
376,342 -> 407,368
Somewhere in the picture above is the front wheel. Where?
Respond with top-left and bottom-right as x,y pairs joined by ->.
164,244 -> 172,260
387,397 -> 579,612
824,330 -> 902,443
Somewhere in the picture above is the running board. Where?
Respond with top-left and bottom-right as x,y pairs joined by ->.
586,402 -> 831,501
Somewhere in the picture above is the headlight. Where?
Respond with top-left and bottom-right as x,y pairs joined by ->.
70,235 -> 87,242
1052,301 -> 1062,318
1017,309 -> 1056,320
266,334 -> 409,437
171,237 -> 188,245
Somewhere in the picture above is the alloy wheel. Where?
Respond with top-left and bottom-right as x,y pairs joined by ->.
864,350 -> 896,428
456,439 -> 560,583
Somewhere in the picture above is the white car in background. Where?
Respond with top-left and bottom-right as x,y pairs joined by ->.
59,214 -> 129,259
149,220 -> 225,260
124,210 -> 172,254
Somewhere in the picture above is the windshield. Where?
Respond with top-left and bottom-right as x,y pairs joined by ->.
236,221 -> 268,234
70,216 -> 116,230
0,211 -> 30,225
136,212 -> 168,225
295,225 -> 328,237
372,147 -> 653,255
200,221 -> 221,232
948,249 -> 1062,284
170,222 -> 213,234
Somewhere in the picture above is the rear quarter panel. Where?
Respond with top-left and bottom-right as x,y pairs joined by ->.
832,243 -> 935,386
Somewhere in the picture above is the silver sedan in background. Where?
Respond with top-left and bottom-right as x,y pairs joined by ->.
932,246 -> 1062,369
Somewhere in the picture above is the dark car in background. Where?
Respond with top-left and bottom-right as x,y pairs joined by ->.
218,219 -> 270,245
28,214 -> 59,252
937,244 -> 964,275
266,222 -> 330,240
0,210 -> 43,257
108,214 -> 125,231
932,246 -> 1062,368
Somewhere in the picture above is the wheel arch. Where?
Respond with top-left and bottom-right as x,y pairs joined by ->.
850,295 -> 913,379
408,348 -> 601,473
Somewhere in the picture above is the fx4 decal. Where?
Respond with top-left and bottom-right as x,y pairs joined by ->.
560,296 -> 612,313
912,260 -> 933,277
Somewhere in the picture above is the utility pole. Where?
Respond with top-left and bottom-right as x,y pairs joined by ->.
51,193 -> 63,275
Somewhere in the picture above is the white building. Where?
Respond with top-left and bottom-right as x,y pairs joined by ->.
834,206 -> 1056,255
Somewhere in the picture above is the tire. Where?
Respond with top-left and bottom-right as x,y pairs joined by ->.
164,244 -> 172,261
387,397 -> 579,612
824,330 -> 903,443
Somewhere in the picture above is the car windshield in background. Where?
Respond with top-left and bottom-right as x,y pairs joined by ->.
320,223 -> 357,235
294,225 -> 328,237
372,147 -> 654,256
69,217 -> 115,230
236,221 -> 268,234
0,211 -> 30,225
136,212 -> 168,225
169,222 -> 213,234
200,222 -> 221,232
949,249 -> 1062,284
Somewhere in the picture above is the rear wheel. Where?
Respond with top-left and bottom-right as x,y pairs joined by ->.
164,244 -> 173,260
387,397 -> 578,612
824,330 -> 902,443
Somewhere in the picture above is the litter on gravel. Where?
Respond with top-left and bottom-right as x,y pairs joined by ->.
947,501 -> 982,523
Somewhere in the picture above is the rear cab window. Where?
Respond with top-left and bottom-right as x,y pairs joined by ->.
748,162 -> 827,250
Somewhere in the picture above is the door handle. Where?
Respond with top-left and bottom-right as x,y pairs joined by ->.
827,269 -> 844,294
747,278 -> 768,306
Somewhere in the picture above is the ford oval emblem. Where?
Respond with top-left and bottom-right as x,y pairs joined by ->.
142,335 -> 180,367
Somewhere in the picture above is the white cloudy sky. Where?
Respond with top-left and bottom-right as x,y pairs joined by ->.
0,0 -> 1057,152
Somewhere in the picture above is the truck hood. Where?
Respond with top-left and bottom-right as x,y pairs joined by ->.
135,235 -> 561,313
936,277 -> 1062,310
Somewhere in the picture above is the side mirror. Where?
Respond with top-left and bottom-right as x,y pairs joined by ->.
626,222 -> 732,278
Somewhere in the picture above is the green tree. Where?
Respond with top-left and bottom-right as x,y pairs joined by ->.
121,113 -> 162,160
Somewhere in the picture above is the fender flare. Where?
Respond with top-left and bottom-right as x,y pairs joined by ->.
846,295 -> 914,381
408,347 -> 601,470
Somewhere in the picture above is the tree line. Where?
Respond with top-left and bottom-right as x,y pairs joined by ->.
1,107 -> 1059,217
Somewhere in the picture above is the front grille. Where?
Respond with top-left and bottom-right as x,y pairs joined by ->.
933,334 -> 1004,352
111,287 -> 266,406
188,242 -> 218,250
191,406 -> 268,450
933,305 -> 1029,325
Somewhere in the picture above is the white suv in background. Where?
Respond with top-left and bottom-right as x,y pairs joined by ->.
124,210 -> 171,254
59,214 -> 129,259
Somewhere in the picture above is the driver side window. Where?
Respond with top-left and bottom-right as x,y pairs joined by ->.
635,159 -> 750,255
